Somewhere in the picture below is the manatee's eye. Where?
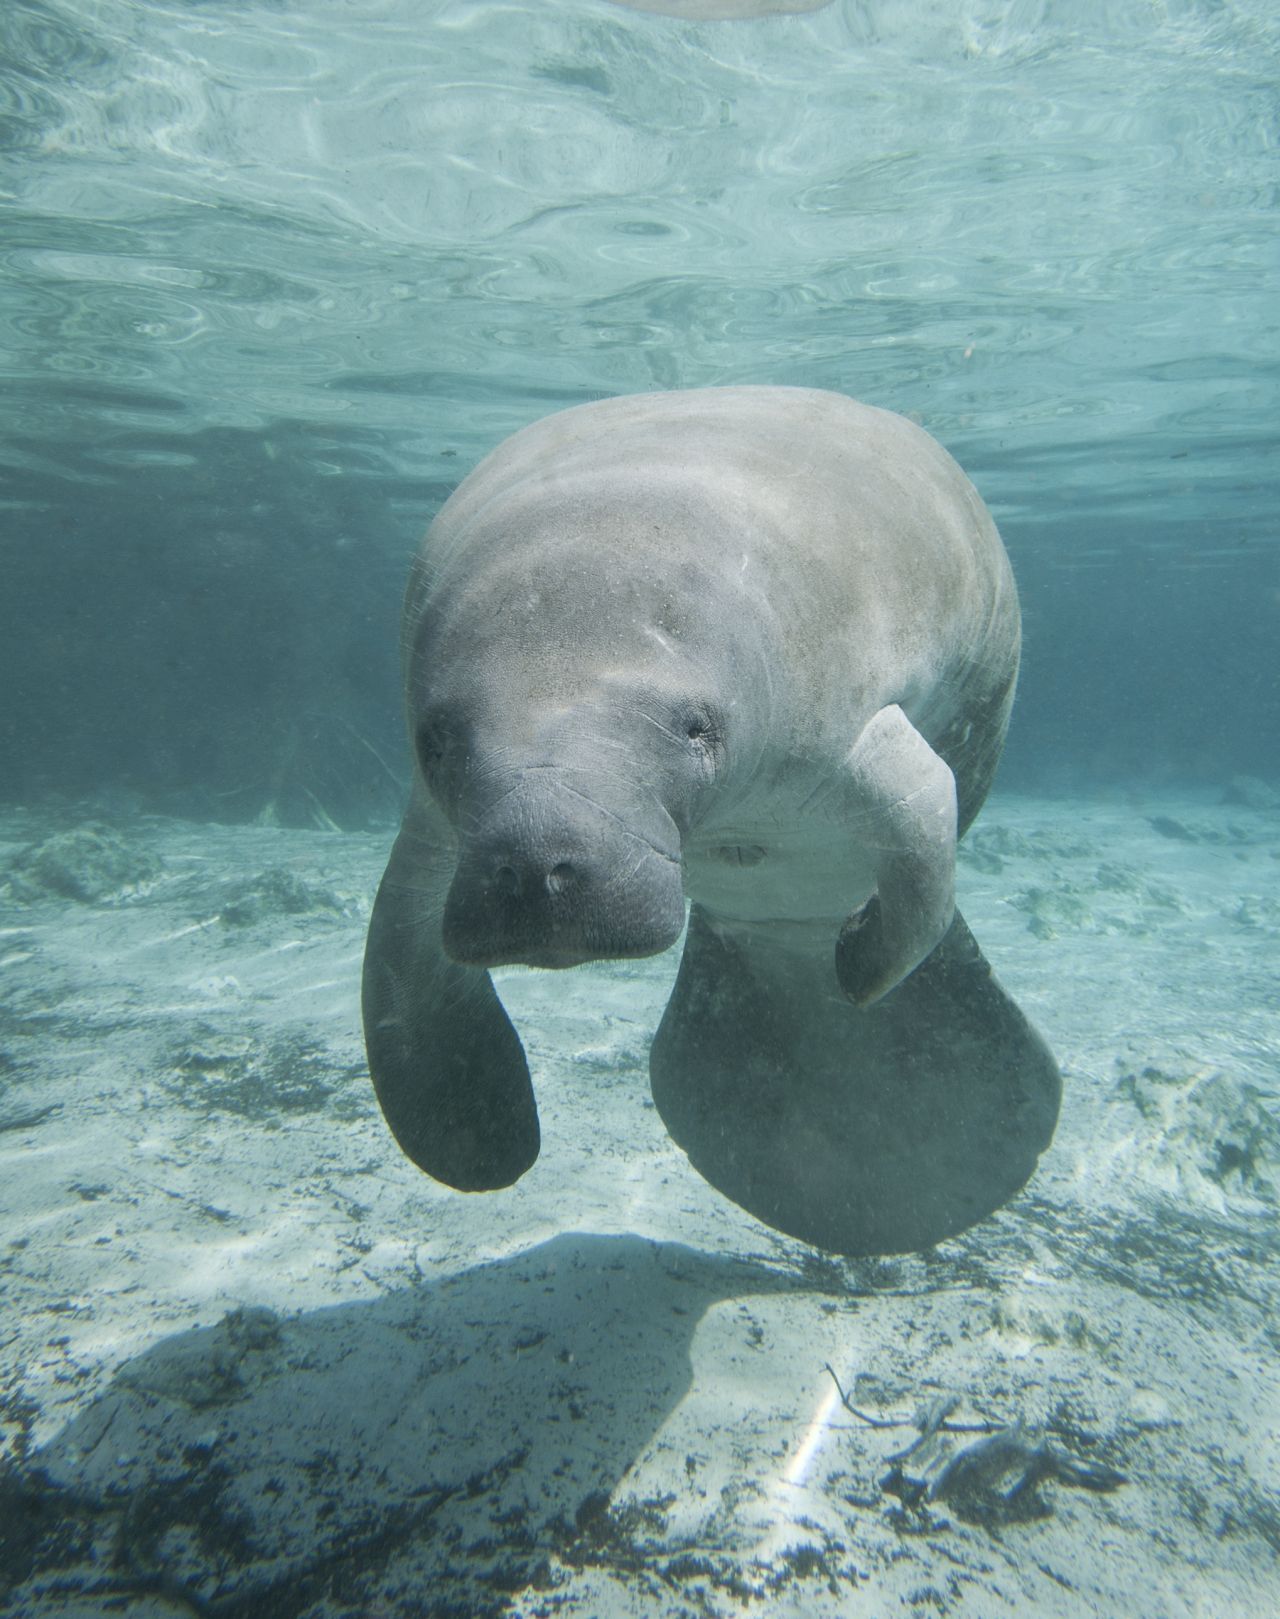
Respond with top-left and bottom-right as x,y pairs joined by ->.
676,702 -> 726,773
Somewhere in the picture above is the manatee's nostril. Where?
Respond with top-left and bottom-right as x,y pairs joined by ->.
546,862 -> 575,896
493,864 -> 521,897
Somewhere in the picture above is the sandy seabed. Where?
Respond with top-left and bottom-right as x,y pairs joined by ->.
1,789 -> 1277,1618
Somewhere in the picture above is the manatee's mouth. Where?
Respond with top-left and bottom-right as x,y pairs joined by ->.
441,843 -> 685,970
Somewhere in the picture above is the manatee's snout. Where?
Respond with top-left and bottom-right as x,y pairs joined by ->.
441,774 -> 685,969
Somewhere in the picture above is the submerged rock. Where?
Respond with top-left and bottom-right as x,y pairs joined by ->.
1147,814 -> 1199,842
5,822 -> 161,903
1114,1065 -> 1280,1210
1222,775 -> 1280,813
1011,861 -> 1185,939
117,1307 -> 285,1409
218,865 -> 347,927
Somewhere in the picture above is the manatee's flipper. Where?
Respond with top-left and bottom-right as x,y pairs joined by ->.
836,704 -> 957,1006
362,789 -> 538,1190
650,905 -> 1060,1256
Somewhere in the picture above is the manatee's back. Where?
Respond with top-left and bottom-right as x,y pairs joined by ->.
413,386 -> 1020,830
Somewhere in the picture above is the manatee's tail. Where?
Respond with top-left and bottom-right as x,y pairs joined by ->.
649,906 -> 1060,1256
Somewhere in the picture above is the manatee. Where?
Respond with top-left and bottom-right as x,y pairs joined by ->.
363,386 -> 1060,1256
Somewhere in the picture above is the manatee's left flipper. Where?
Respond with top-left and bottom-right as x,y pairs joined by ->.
650,905 -> 1060,1256
362,788 -> 539,1191
836,704 -> 957,1006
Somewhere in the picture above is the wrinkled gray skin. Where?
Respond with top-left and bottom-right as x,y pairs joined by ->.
364,387 -> 1060,1256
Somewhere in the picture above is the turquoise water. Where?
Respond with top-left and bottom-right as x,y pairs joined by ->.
4,0 -> 1276,514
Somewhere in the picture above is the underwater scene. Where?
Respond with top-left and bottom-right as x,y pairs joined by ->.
1,2 -> 1277,1615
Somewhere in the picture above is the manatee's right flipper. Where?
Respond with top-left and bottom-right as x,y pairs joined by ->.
362,789 -> 538,1190
650,905 -> 1060,1256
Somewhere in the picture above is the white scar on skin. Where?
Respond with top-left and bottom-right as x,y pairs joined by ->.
643,625 -> 677,656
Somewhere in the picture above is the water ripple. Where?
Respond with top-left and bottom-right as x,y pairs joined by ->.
0,0 -> 1274,544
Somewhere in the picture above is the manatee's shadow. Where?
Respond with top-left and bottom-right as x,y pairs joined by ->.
5,1233 -> 813,1618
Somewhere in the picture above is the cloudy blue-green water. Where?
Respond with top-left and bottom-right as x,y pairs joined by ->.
1,0 -> 1276,814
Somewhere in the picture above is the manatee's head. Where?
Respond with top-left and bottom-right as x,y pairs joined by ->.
406,491 -> 772,970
